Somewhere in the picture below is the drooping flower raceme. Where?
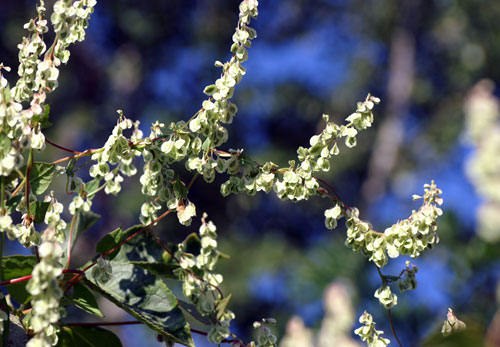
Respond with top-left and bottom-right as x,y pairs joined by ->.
344,181 -> 443,268
354,311 -> 390,347
173,214 -> 234,344
26,196 -> 67,346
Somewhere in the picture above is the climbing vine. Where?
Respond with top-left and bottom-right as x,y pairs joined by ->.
0,1 -> 448,346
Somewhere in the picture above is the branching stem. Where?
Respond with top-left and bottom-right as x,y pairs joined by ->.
0,269 -> 85,286
45,138 -> 80,154
376,266 -> 402,347
63,209 -> 174,292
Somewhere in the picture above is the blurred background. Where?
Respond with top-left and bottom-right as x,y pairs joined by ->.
1,0 -> 500,346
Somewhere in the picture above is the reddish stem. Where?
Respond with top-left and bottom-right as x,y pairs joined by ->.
387,308 -> 403,347
65,214 -> 77,269
25,150 -> 33,223
0,269 -> 85,286
34,246 -> 40,263
45,138 -> 80,154
376,266 -> 402,346
190,328 -> 244,345
314,176 -> 352,211
52,148 -> 99,165
147,230 -> 224,300
63,209 -> 173,292
64,321 -> 142,327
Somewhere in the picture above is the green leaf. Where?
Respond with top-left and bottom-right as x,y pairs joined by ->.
69,210 -> 100,250
201,137 -> 212,151
173,179 -> 187,200
29,201 -> 50,224
178,300 -> 211,325
95,227 -> 123,259
2,256 -> 37,304
86,232 -> 194,347
95,225 -> 147,261
203,84 -> 217,96
32,105 -> 52,129
0,132 -> 11,155
85,178 -> 101,197
56,326 -> 122,347
216,293 -> 232,320
71,283 -> 103,317
130,262 -> 178,279
181,233 -> 201,256
6,195 -> 22,214
29,162 -> 55,195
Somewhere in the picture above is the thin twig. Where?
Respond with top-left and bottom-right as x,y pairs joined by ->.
10,177 -> 26,198
314,176 -> 352,210
148,229 -> 225,300
34,246 -> 40,263
376,266 -> 402,346
45,138 -> 80,154
0,269 -> 85,286
65,214 -> 77,269
52,148 -> 101,165
25,149 -> 33,223
63,321 -> 142,327
186,172 -> 200,191
63,209 -> 174,292
387,308 -> 403,347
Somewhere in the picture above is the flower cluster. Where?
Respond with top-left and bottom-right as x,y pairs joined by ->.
64,0 -> 253,229
370,261 -> 419,309
185,0 -> 259,182
89,112 -> 140,196
13,0 -> 50,102
324,203 -> 342,230
1,0 -> 96,181
43,192 -> 67,242
173,214 -> 234,344
219,152 -> 276,197
26,240 -> 64,346
279,317 -> 314,347
397,261 -> 419,293
441,308 -> 466,336
251,318 -> 277,347
374,285 -> 397,310
280,283 -> 359,347
464,80 -> 500,242
21,195 -> 67,346
85,114 -> 203,227
139,122 -> 199,225
354,311 -> 390,347
274,96 -> 379,202
0,65 -> 30,177
68,194 -> 92,216
15,0 -> 98,101
219,95 -> 379,203
344,181 -> 443,268
0,195 -> 42,247
91,256 -> 113,284
19,0 -> 97,99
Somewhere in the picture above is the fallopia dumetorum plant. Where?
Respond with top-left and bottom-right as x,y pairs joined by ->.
0,0 -> 444,346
